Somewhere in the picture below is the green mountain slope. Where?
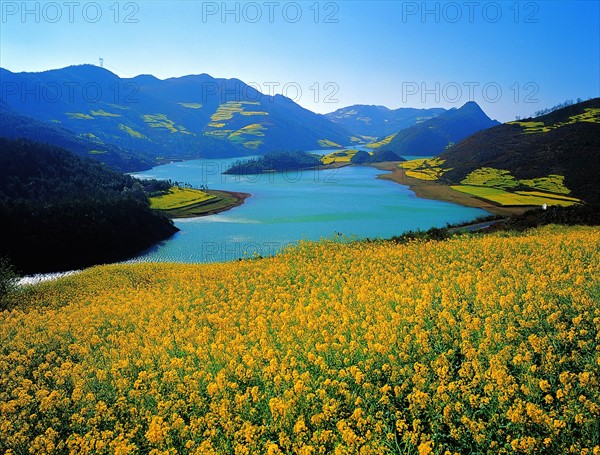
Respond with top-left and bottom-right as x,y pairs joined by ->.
325,104 -> 445,139
384,101 -> 499,156
0,138 -> 178,273
438,98 -> 600,203
0,102 -> 154,172
0,65 -> 351,165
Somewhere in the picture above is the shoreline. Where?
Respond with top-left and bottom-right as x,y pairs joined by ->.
371,162 -> 531,216
220,161 -> 531,216
223,161 -> 350,176
17,270 -> 82,287
159,189 -> 252,219
197,189 -> 252,217
17,164 -> 523,285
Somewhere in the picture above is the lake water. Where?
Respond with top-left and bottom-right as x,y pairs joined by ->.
130,155 -> 487,263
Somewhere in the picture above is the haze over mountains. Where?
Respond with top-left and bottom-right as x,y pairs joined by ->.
325,105 -> 446,138
1,65 -> 502,171
383,101 -> 500,156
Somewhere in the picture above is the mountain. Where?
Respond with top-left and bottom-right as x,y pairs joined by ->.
325,104 -> 445,139
0,137 -> 178,273
438,98 -> 600,203
382,101 -> 500,156
0,102 -> 154,172
0,65 -> 351,166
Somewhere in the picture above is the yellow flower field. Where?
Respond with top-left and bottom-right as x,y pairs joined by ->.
149,187 -> 216,211
450,186 -> 579,207
1,226 -> 599,454
366,134 -> 397,149
400,159 -> 448,181
321,150 -> 362,165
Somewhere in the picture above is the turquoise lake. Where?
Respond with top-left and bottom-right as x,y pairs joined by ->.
131,156 -> 487,263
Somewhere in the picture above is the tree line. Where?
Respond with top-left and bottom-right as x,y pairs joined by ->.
0,137 -> 178,274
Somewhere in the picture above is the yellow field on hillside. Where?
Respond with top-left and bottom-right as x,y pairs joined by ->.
228,124 -> 267,143
149,187 -> 216,210
451,185 -> 579,207
66,112 -> 94,120
519,175 -> 571,195
317,139 -> 342,148
178,103 -> 203,109
89,109 -> 121,118
515,191 -> 580,202
400,158 -> 448,181
210,102 -> 268,122
142,114 -> 189,134
461,167 -> 519,189
118,124 -> 146,139
1,226 -> 599,454
366,134 -> 397,149
507,108 -> 600,134
321,149 -> 363,164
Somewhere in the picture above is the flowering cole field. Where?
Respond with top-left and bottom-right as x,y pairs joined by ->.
1,226 -> 599,454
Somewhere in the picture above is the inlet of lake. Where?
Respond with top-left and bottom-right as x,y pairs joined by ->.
129,154 -> 487,263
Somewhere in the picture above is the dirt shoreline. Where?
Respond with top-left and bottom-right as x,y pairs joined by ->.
201,190 -> 252,216
169,162 -> 533,218
371,162 -> 531,216
165,189 -> 252,219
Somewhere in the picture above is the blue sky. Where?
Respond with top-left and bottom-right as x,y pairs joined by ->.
1,1 -> 598,121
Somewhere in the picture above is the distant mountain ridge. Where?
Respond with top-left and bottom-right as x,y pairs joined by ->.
2,65 -> 506,171
325,104 -> 445,139
438,98 -> 600,203
383,101 -> 500,156
0,65 -> 351,164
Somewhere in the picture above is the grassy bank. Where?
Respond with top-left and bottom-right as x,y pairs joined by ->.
149,186 -> 250,218
373,162 -> 529,216
380,157 -> 583,215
